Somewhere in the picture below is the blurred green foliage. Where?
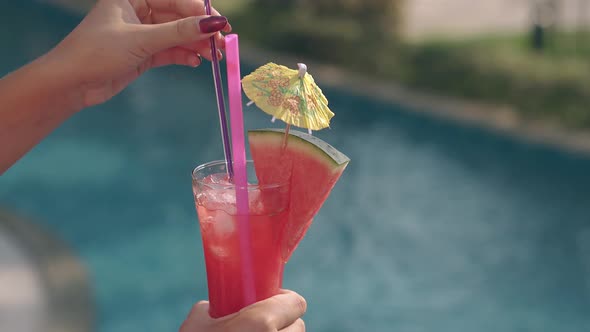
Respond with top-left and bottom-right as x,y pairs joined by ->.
232,1 -> 590,129
401,33 -> 590,128
234,0 -> 404,68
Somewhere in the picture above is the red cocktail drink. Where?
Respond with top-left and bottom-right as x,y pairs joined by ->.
192,161 -> 288,318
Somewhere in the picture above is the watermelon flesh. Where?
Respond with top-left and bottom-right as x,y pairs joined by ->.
248,129 -> 350,261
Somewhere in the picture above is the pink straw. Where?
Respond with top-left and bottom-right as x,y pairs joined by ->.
226,34 -> 256,305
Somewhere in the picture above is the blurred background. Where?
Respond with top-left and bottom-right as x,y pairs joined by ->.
2,0 -> 590,331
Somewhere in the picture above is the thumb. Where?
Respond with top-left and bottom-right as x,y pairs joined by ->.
138,15 -> 228,54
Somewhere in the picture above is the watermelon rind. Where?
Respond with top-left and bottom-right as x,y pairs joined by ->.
248,129 -> 350,168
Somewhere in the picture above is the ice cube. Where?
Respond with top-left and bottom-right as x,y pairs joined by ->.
197,173 -> 282,216
198,188 -> 237,214
209,245 -> 229,258
199,215 -> 215,233
247,189 -> 264,215
213,211 -> 236,236
204,173 -> 232,185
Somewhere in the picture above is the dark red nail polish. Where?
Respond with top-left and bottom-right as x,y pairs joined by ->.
199,16 -> 228,33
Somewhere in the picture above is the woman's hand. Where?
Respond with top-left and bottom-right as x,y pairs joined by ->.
180,290 -> 307,332
48,0 -> 231,108
0,0 -> 232,173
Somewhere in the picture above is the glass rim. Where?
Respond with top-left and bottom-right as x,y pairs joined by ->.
192,160 -> 288,190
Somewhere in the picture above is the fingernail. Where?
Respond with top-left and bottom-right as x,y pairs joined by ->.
189,54 -> 202,67
199,16 -> 228,34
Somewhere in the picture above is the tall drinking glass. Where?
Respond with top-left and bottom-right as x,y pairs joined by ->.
192,160 -> 289,318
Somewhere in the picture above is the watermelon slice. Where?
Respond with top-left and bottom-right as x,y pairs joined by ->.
248,129 -> 350,261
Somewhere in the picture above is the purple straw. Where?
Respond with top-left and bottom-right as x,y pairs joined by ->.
205,0 -> 233,178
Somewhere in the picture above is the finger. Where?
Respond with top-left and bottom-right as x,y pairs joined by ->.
179,39 -> 209,52
180,301 -> 213,332
180,32 -> 224,51
151,47 -> 201,68
280,319 -> 306,332
188,300 -> 210,319
200,48 -> 212,62
223,22 -> 232,33
138,15 -> 228,54
146,0 -> 222,17
240,290 -> 307,330
215,32 -> 226,49
150,11 -> 181,24
210,49 -> 223,61
150,9 -> 230,26
198,47 -> 222,62
150,13 -> 226,49
130,0 -> 152,21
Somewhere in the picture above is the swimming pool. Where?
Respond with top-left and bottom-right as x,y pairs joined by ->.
2,2 -> 590,332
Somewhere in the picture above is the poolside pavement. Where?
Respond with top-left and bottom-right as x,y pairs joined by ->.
0,226 -> 47,332
0,209 -> 93,332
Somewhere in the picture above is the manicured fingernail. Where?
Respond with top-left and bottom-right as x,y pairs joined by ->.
216,49 -> 223,60
199,16 -> 228,33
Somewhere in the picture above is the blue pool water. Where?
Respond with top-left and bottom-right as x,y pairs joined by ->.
3,3 -> 590,332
